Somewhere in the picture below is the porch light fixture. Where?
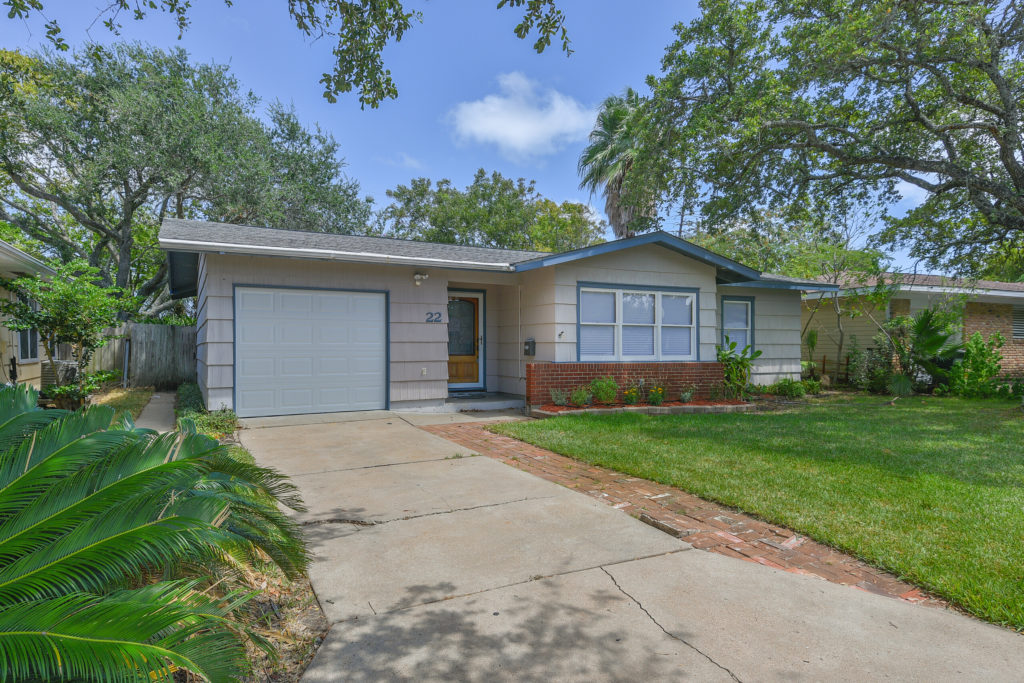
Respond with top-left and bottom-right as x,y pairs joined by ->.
413,272 -> 429,286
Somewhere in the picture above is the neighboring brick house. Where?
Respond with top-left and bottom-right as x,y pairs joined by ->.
803,273 -> 1024,377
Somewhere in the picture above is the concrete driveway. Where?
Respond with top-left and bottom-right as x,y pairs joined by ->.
240,412 -> 1024,682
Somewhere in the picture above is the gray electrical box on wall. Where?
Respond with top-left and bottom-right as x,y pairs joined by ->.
523,338 -> 536,356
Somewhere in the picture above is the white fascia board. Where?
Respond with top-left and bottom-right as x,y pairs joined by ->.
159,238 -> 517,272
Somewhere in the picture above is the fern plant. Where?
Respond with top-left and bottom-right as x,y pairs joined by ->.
0,384 -> 308,681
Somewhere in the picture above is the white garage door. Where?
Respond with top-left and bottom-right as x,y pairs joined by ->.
234,287 -> 387,418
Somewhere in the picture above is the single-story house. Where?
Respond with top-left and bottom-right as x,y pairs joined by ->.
0,240 -> 54,388
160,219 -> 835,417
802,273 -> 1024,376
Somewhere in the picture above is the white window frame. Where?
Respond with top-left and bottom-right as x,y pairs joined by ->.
721,298 -> 753,349
1013,305 -> 1024,340
579,287 -> 697,361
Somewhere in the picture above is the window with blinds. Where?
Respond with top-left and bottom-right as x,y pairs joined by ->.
1013,305 -> 1024,340
579,287 -> 696,361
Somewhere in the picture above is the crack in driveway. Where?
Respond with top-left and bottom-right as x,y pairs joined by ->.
300,495 -> 556,528
600,566 -> 742,682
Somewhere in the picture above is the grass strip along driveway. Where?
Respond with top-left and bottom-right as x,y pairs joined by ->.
492,395 -> 1024,630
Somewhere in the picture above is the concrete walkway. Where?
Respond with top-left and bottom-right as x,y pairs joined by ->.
239,412 -> 1024,682
135,392 -> 176,432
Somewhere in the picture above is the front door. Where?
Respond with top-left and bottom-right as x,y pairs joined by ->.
447,291 -> 483,390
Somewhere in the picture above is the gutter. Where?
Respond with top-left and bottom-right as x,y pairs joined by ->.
0,241 -> 55,276
158,238 -> 517,272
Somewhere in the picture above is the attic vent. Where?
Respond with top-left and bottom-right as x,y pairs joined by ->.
1014,306 -> 1024,340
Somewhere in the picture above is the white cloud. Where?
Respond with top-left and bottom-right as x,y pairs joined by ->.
449,73 -> 594,159
378,152 -> 424,170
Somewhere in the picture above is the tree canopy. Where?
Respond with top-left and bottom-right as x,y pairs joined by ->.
374,169 -> 606,252
0,44 -> 371,317
626,0 -> 1024,276
4,0 -> 571,107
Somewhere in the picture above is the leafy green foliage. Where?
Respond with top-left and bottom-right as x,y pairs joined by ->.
622,384 -> 641,405
568,385 -> 592,407
717,337 -> 762,399
589,376 -> 619,405
848,344 -> 895,394
549,388 -> 568,406
176,383 -> 239,438
801,378 -> 822,395
632,0 -> 1024,275
0,261 -> 125,381
762,378 -> 806,398
5,0 -> 570,107
577,88 -> 653,238
0,45 -> 371,316
646,382 -> 666,406
885,307 -> 963,393
0,384 -> 308,680
374,169 -> 605,251
946,332 -> 1006,398
677,383 -> 696,402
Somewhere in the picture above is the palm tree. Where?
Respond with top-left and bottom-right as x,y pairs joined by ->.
578,88 -> 651,239
0,384 -> 307,681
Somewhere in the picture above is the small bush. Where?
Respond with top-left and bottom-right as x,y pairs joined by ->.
678,383 -> 697,402
569,385 -> 593,407
801,378 -> 822,395
549,388 -> 569,406
647,382 -> 666,406
948,332 -> 1005,398
622,384 -> 641,405
766,378 -> 807,398
590,376 -> 619,404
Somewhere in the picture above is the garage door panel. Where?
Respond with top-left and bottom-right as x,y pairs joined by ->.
235,287 -> 387,418
281,324 -> 315,344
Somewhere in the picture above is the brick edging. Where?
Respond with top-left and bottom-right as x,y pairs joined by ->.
421,421 -> 947,610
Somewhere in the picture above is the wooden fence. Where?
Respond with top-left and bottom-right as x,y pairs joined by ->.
89,323 -> 196,389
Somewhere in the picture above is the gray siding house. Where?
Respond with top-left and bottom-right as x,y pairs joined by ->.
160,219 -> 832,417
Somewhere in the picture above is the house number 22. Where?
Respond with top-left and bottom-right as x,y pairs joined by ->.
425,311 -> 443,322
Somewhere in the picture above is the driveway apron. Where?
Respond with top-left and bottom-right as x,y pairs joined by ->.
240,413 -> 1024,682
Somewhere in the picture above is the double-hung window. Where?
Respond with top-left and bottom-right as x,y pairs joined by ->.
16,298 -> 39,363
721,298 -> 753,349
579,287 -> 697,361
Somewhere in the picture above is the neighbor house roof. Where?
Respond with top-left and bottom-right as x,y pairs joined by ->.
159,218 -> 838,298
817,272 -> 1024,296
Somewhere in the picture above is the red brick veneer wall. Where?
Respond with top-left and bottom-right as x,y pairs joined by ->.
525,362 -> 726,406
963,303 -> 1024,375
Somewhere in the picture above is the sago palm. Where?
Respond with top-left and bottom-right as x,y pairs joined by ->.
578,88 -> 652,238
0,384 -> 308,681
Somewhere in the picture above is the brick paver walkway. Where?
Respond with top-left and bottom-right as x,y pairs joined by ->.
421,421 -> 946,609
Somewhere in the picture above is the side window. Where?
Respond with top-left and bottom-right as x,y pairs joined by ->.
722,299 -> 752,349
16,298 -> 39,363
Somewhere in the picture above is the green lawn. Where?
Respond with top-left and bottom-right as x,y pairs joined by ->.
492,395 -> 1024,629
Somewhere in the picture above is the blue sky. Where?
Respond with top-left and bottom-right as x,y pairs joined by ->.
8,1 -> 923,266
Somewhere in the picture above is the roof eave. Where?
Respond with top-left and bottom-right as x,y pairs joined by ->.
158,238 -> 517,272
512,231 -> 761,280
